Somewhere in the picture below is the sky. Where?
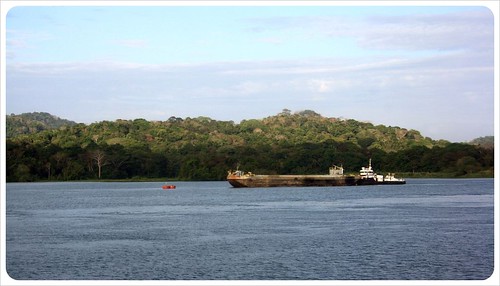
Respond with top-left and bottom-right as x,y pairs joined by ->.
2,2 -> 497,142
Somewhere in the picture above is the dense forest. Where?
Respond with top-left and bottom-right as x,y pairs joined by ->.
6,110 -> 494,182
7,112 -> 77,137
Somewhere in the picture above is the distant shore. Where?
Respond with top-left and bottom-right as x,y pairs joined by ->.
6,171 -> 493,183
396,170 -> 494,179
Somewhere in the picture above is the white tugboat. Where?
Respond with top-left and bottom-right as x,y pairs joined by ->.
359,159 -> 406,185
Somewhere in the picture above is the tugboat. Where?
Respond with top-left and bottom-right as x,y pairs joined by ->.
227,159 -> 405,188
358,159 -> 406,185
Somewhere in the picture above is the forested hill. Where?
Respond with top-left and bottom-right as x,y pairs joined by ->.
6,110 -> 494,181
7,110 -> 445,151
469,136 -> 494,150
7,112 -> 77,137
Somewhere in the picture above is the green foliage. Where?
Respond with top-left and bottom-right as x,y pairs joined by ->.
6,112 -> 77,138
5,111 -> 494,181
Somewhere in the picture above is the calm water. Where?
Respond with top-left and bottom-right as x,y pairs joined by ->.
6,179 -> 494,280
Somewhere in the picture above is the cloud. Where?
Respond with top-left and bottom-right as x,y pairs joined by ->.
357,10 -> 493,51
235,81 -> 267,95
245,16 -> 301,33
308,79 -> 332,93
307,78 -> 355,95
246,9 -> 493,53
5,38 -> 26,59
6,45 -> 494,142
5,29 -> 55,60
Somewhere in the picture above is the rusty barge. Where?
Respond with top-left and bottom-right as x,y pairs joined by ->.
227,160 -> 405,188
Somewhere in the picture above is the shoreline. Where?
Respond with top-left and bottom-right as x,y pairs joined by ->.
5,171 -> 494,183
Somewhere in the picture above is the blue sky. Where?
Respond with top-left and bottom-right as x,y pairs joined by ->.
3,3 -> 496,142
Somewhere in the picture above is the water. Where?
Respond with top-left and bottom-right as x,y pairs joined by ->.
6,179 -> 494,280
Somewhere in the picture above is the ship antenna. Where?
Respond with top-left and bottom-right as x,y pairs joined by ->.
369,158 -> 372,168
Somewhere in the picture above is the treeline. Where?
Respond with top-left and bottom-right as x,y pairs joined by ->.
7,112 -> 77,137
6,110 -> 494,182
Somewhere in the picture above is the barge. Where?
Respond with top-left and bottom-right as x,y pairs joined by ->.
227,160 -> 405,188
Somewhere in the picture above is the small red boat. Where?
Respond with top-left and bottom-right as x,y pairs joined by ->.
162,185 -> 176,190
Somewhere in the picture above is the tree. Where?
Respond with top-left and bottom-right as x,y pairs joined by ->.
5,110 -> 494,181
456,156 -> 481,176
91,150 -> 108,179
279,108 -> 292,116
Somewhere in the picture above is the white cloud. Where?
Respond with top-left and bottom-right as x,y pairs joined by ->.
356,11 -> 493,51
5,29 -> 55,60
235,81 -> 267,95
6,45 -> 494,142
307,79 -> 354,94
308,79 -> 332,93
246,9 -> 493,53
